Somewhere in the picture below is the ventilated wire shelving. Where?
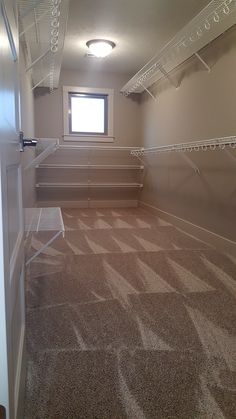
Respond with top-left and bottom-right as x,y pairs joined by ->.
131,136 -> 236,174
18,0 -> 69,91
121,0 -> 236,97
24,207 -> 65,265
131,136 -> 236,156
34,145 -> 144,189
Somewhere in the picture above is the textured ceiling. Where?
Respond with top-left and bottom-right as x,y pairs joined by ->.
62,0 -> 210,74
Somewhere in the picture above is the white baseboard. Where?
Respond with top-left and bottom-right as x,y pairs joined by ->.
15,325 -> 26,419
37,200 -> 138,208
139,201 -> 236,257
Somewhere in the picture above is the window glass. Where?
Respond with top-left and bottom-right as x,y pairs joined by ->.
70,93 -> 107,135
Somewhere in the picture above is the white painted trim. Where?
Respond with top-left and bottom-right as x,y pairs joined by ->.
15,325 -> 26,419
63,85 -> 114,142
37,200 -> 138,208
63,86 -> 114,95
139,201 -> 236,257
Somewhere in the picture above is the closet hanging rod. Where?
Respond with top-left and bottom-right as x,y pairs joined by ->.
121,0 -> 236,96
130,136 -> 236,156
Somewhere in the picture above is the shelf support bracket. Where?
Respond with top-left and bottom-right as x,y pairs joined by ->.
133,152 -> 146,167
158,64 -> 179,89
26,230 -> 62,266
195,53 -> 211,72
140,83 -> 157,102
24,140 -> 58,170
180,153 -> 200,174
26,48 -> 51,72
32,72 -> 52,90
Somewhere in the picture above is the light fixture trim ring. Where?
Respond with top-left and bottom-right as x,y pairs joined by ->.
86,39 -> 116,49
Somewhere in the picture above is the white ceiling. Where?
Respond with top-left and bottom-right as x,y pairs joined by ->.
62,0 -> 210,74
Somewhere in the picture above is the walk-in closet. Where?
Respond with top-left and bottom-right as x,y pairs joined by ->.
0,0 -> 236,418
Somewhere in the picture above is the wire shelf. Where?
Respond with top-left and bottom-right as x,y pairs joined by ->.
121,0 -> 236,96
130,136 -> 236,156
25,207 -> 65,265
19,0 -> 69,90
25,207 -> 64,233
37,164 -> 144,170
36,182 -> 143,188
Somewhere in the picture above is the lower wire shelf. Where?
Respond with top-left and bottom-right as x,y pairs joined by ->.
36,182 -> 143,188
37,164 -> 144,170
24,207 -> 65,266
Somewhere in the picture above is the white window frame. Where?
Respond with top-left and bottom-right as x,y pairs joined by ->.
63,85 -> 114,143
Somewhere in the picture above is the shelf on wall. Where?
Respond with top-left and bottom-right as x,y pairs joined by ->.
36,164 -> 144,170
130,136 -> 236,174
131,136 -> 236,155
121,0 -> 236,96
19,0 -> 70,90
36,182 -> 143,188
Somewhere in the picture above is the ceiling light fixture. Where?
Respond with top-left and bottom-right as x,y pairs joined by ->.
86,39 -> 116,58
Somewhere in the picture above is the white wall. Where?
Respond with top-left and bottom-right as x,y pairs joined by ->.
34,69 -> 141,147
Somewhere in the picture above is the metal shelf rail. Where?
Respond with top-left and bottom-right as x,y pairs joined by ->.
131,136 -> 236,156
130,136 -> 236,174
121,0 -> 236,97
36,182 -> 143,188
37,164 -> 144,170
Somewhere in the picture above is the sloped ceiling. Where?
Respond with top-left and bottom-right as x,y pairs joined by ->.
62,0 -> 210,74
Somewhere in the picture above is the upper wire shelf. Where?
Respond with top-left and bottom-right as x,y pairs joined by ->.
18,0 -> 69,91
130,136 -> 236,156
121,0 -> 236,96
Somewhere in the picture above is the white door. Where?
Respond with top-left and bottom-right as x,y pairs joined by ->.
0,1 -> 25,418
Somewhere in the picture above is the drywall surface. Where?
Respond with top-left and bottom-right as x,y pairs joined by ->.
34,70 -> 141,147
140,27 -> 236,242
19,47 -> 36,208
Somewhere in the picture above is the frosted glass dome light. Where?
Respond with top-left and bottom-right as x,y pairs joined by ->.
86,39 -> 116,58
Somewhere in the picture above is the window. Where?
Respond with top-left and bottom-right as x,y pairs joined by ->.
69,93 -> 108,135
63,86 -> 114,142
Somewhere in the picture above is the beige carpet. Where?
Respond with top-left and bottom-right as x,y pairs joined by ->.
24,207 -> 236,418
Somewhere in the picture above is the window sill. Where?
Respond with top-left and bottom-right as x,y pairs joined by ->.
63,134 -> 115,143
